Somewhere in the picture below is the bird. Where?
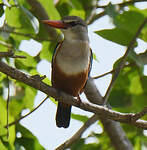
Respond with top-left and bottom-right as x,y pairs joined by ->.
42,16 -> 93,128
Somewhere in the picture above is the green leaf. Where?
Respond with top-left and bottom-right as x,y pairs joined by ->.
93,53 -> 98,61
109,64 -> 133,109
71,114 -> 89,123
0,42 -> 8,53
15,50 -> 37,69
2,0 -> 11,7
0,140 -> 7,150
114,11 -> 145,35
77,0 -> 97,20
19,5 -> 39,34
128,51 -> 145,67
95,10 -> 146,46
128,7 -> 147,42
9,83 -> 36,117
71,0 -> 83,9
69,9 -> 85,19
134,137 -> 141,150
0,24 -> 13,40
9,98 -> 25,118
0,97 -> 15,148
69,0 -> 85,19
0,72 -> 5,81
56,0 -> 85,19
37,0 -> 60,20
56,0 -> 71,17
0,3 -> 4,17
71,138 -> 85,150
40,41 -> 56,62
131,76 -> 147,112
109,58 -> 147,113
129,6 -> 147,17
95,28 -> 133,46
105,3 -> 119,19
23,86 -> 36,109
16,124 -> 45,150
129,71 -> 143,95
5,6 -> 35,34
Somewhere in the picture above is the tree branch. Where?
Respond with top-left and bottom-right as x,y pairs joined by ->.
97,0 -> 147,8
88,0 -> 146,25
92,63 -> 135,79
92,69 -> 114,79
138,50 -> 147,65
86,0 -> 97,25
0,50 -> 26,58
57,78 -> 132,150
0,40 -> 12,48
0,61 -> 147,130
87,11 -> 106,25
103,18 -> 147,105
55,115 -> 98,150
5,96 -> 48,128
84,78 -> 133,150
0,29 -> 51,41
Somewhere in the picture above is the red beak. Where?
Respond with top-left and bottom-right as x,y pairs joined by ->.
42,20 -> 69,29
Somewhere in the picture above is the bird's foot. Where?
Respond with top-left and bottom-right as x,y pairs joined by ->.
31,74 -> 46,81
77,95 -> 82,104
55,89 -> 62,101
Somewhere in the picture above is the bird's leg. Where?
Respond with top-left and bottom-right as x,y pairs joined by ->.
55,89 -> 62,101
31,74 -> 46,81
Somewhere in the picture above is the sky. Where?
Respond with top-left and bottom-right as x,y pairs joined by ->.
0,0 -> 147,150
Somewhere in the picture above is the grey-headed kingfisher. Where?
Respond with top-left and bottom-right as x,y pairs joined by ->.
43,16 -> 93,128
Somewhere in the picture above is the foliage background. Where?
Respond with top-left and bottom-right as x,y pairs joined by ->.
0,0 -> 147,149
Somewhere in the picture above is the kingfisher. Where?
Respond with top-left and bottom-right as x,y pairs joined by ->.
43,16 -> 93,128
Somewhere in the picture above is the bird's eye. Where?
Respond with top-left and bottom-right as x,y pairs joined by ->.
68,21 -> 77,26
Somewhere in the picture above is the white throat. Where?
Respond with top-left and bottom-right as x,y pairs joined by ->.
55,38 -> 91,75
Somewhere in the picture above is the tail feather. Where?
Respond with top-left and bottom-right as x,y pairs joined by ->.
56,102 -> 71,128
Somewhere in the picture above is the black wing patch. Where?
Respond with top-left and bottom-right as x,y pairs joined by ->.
88,48 -> 93,77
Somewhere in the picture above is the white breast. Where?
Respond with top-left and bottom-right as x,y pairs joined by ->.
55,40 -> 91,75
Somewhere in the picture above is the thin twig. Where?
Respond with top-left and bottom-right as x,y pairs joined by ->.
86,0 -> 97,25
6,76 -> 10,138
5,96 -> 48,128
89,0 -> 146,25
92,63 -> 134,79
55,114 -> 98,150
92,70 -> 114,79
0,50 -> 26,59
87,11 -> 106,25
103,18 -> 147,105
0,29 -> 53,41
0,50 -> 14,57
138,50 -> 147,65
10,55 -> 26,58
97,0 -> 147,8
132,107 -> 147,122
0,41 -> 12,48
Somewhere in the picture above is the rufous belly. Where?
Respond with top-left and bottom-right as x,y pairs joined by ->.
52,62 -> 88,97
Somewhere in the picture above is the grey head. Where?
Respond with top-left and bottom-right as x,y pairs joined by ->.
61,16 -> 88,41
42,16 -> 88,41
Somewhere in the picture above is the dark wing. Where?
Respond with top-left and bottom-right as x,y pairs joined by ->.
81,48 -> 93,91
88,48 -> 93,77
51,42 -> 63,67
